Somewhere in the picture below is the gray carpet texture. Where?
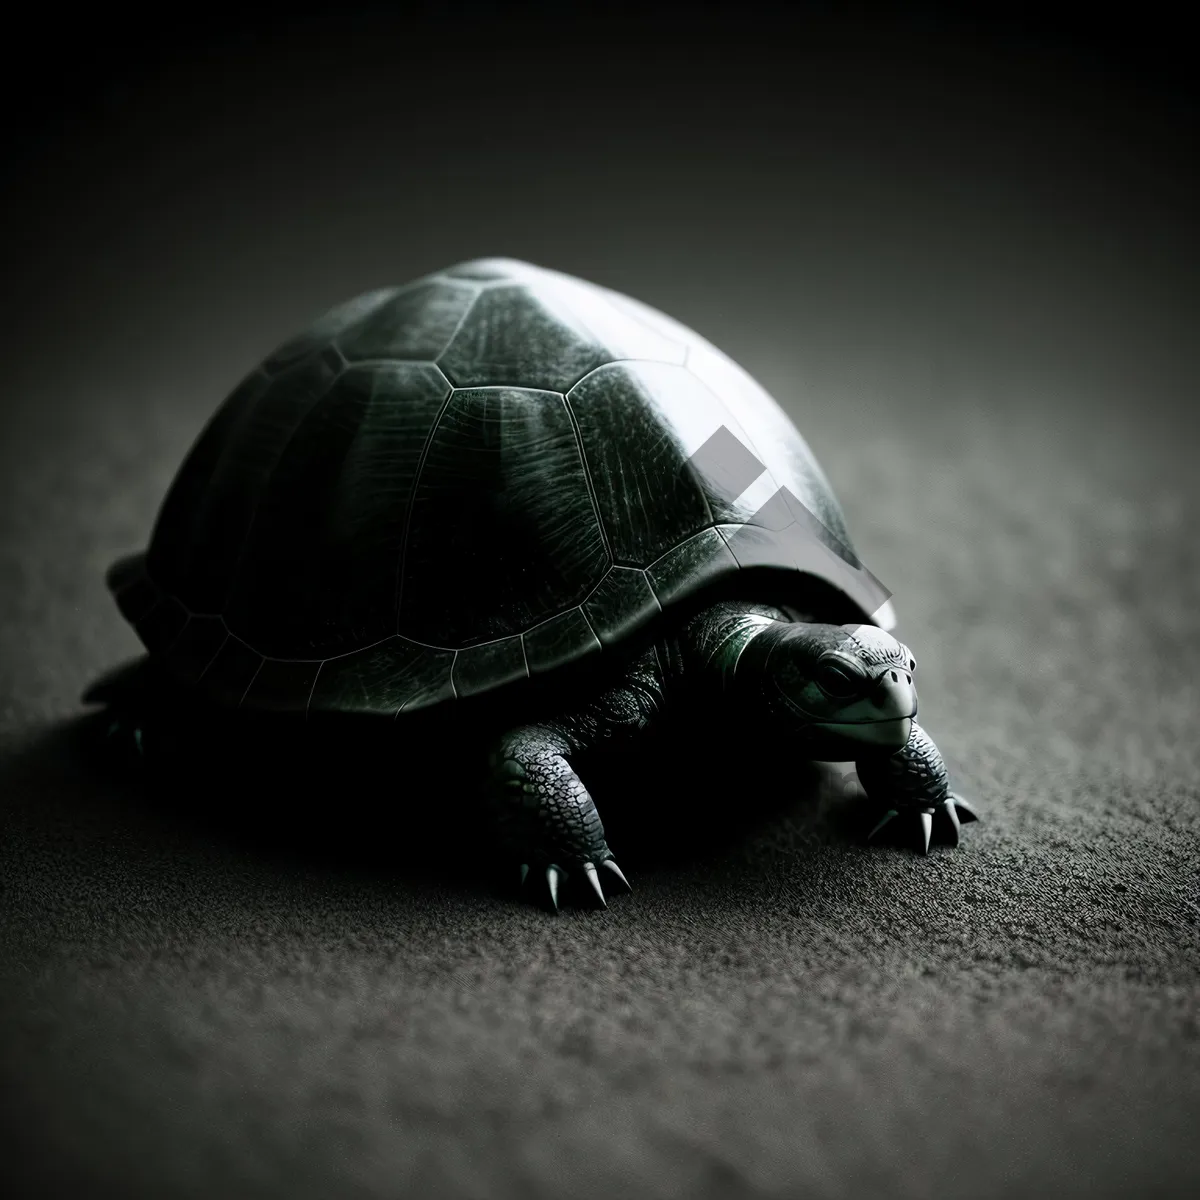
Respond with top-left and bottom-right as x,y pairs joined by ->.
1,16 -> 1198,1200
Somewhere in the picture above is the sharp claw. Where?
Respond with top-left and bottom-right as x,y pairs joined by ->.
600,858 -> 632,893
940,798 -> 961,847
951,794 -> 979,823
583,862 -> 607,908
868,809 -> 900,840
546,864 -> 563,912
520,863 -> 530,887
918,809 -> 933,854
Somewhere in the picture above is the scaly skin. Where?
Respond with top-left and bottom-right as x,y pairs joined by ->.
483,647 -> 664,909
486,600 -> 977,910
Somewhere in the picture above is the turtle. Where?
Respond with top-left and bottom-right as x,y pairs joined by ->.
86,256 -> 977,911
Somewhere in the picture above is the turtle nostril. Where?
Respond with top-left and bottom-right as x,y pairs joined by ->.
890,670 -> 898,682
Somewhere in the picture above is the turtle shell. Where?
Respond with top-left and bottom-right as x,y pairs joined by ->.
109,258 -> 894,717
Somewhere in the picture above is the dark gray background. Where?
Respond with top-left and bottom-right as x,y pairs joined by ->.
1,5 -> 1198,1198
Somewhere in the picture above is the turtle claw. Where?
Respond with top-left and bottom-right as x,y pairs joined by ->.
868,808 -> 901,841
867,796 -> 979,853
583,862 -> 607,908
950,793 -> 979,823
918,808 -> 934,854
600,858 -> 632,894
546,864 -> 564,911
513,862 -> 571,913
100,710 -> 150,769
941,797 -> 962,848
513,857 -> 630,911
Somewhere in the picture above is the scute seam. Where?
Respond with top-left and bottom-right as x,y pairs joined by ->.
561,391 -> 615,567
392,384 -> 458,635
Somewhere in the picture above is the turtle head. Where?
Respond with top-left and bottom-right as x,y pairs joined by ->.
768,622 -> 918,757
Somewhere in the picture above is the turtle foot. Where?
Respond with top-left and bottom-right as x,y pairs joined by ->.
867,793 -> 979,853
516,856 -> 632,913
99,710 -> 151,772
487,723 -> 629,914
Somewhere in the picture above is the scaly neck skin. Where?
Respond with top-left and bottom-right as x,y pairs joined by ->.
670,601 -> 915,759
717,613 -> 832,735
667,600 -> 796,708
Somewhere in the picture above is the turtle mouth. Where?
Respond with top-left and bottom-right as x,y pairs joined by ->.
771,677 -> 919,726
814,704 -> 918,727
813,713 -> 915,748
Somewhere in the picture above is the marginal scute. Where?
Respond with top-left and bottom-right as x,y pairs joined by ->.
452,636 -> 528,698
165,617 -> 228,687
200,637 -> 264,709
241,658 -> 322,713
396,645 -> 457,713
522,608 -> 602,676
309,637 -> 442,715
735,486 -> 856,564
718,520 -> 892,624
582,568 -> 660,647
717,522 -> 782,570
720,487 -> 890,618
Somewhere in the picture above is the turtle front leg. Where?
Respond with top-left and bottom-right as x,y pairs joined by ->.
672,601 -> 980,855
82,656 -> 172,770
485,725 -> 630,911
856,722 -> 978,854
484,649 -> 662,912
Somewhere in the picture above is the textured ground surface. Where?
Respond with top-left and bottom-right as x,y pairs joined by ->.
1,17 -> 1198,1200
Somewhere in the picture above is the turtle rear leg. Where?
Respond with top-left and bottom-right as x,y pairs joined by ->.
485,648 -> 663,912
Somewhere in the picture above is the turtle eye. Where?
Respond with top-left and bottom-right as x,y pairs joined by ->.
815,660 -> 862,699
